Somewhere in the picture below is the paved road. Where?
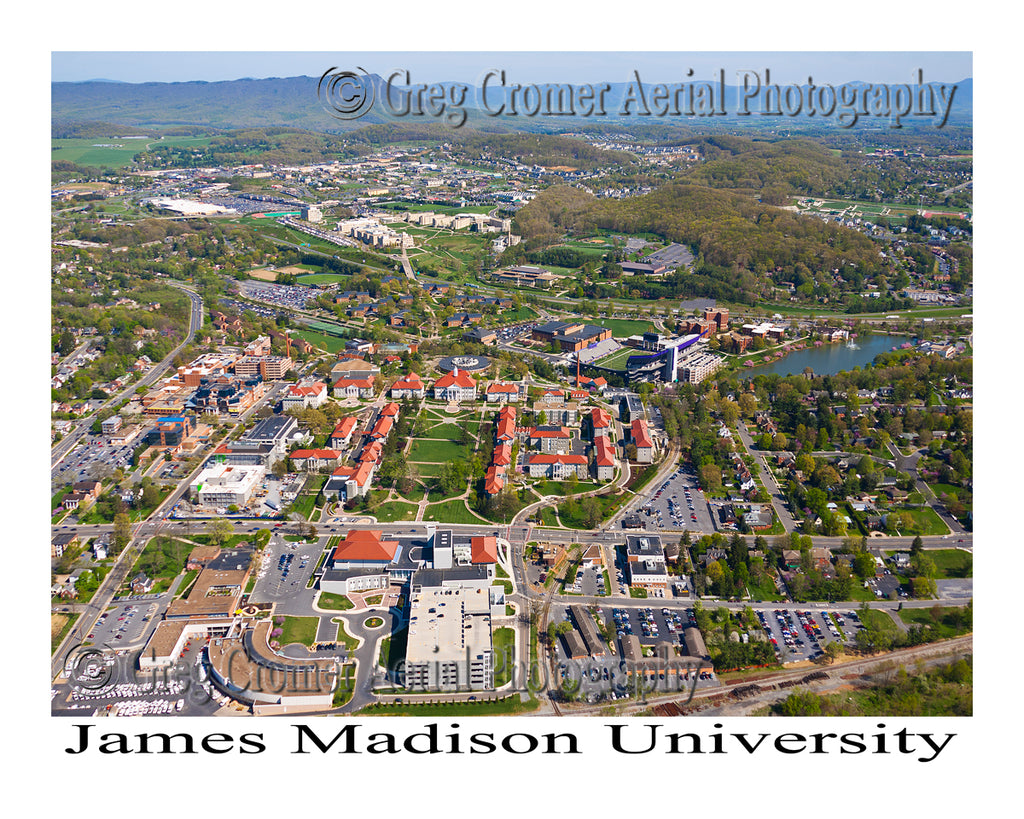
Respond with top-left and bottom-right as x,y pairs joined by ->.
51,283 -> 203,469
735,421 -> 798,532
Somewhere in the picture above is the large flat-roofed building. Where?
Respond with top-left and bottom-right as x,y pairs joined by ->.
146,415 -> 192,448
209,440 -> 276,467
624,534 -> 668,589
491,265 -> 558,288
405,586 -> 494,691
533,400 -> 579,426
260,356 -> 293,380
239,414 -> 301,456
165,565 -> 250,621
677,350 -> 724,385
189,463 -> 264,507
532,321 -> 613,353
233,356 -> 264,377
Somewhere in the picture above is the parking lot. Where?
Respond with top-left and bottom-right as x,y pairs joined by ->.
84,597 -> 168,649
550,603 -> 718,701
494,322 -> 535,344
755,607 -> 865,663
247,534 -> 325,604
53,643 -> 225,717
606,604 -> 698,645
637,464 -> 716,533
52,437 -> 138,490
561,563 -> 608,597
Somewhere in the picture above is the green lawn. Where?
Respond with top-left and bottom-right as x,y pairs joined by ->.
333,619 -> 360,651
897,605 -> 973,639
295,273 -> 354,286
746,577 -> 786,602
408,439 -> 471,463
587,318 -> 656,338
318,592 -> 354,611
860,608 -> 899,634
51,135 -> 213,168
423,422 -> 480,440
895,506 -> 950,536
928,482 -> 967,498
629,587 -> 649,599
278,616 -> 319,647
534,480 -> 601,496
594,347 -> 637,371
290,329 -> 349,354
422,499 -> 489,524
492,627 -> 515,687
372,501 -> 419,522
924,549 -> 973,578
537,507 -> 560,527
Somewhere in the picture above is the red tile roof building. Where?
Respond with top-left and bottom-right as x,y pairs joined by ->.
329,416 -> 358,449
485,382 -> 522,402
591,407 -> 612,437
630,419 -> 654,463
471,536 -> 499,564
331,530 -> 399,566
595,434 -> 616,481
390,372 -> 425,399
332,375 -> 376,399
527,453 -> 588,479
433,368 -> 477,402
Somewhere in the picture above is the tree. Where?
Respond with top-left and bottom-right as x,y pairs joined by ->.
207,518 -> 235,548
579,496 -> 602,528
737,392 -> 757,418
852,550 -> 876,580
113,512 -> 132,554
699,463 -> 722,493
56,330 -> 76,355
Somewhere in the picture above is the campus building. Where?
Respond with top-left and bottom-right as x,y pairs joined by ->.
404,586 -> 494,691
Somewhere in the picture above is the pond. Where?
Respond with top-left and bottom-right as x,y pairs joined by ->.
742,333 -> 910,378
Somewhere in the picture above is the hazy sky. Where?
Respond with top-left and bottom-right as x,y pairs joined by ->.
51,51 -> 972,85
